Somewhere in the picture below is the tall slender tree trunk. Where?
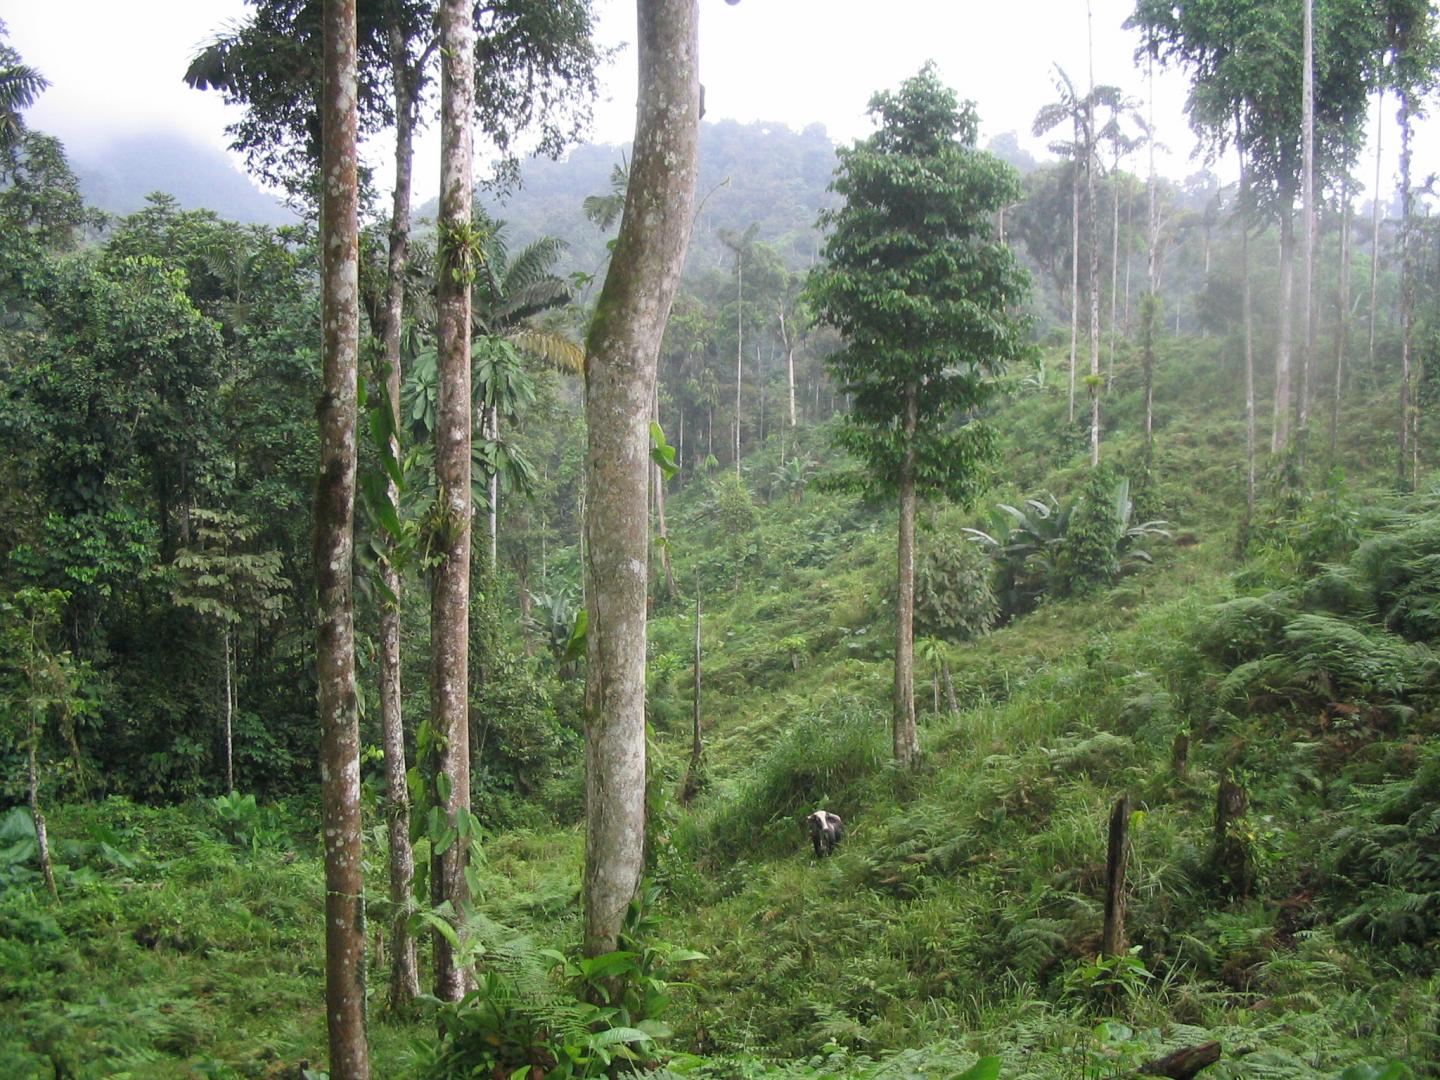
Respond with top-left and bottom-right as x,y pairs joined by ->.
893,387 -> 919,768
680,584 -> 702,804
380,15 -> 419,1010
1107,155 -> 1121,389
1273,199 -> 1297,453
1398,91 -> 1415,490
653,386 -> 677,600
223,628 -> 234,793
1369,87 -> 1384,373
582,0 -> 699,958
27,718 -> 57,901
1068,133 -> 1081,424
486,405 -> 499,568
780,308 -> 797,428
1331,182 -> 1353,460
1238,119 -> 1257,529
1141,69 -> 1159,463
431,0 -> 474,1003
1297,0 -> 1316,459
316,0 -> 368,1070
734,253 -> 743,472
1087,107 -> 1101,466
1124,178 -> 1135,332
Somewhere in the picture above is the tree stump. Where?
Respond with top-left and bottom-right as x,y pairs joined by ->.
1102,793 -> 1131,956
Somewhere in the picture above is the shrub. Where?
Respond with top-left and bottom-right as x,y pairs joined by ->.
914,531 -> 997,643
1058,464 -> 1125,594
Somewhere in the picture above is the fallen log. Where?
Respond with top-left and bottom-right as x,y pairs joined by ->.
1139,1041 -> 1221,1079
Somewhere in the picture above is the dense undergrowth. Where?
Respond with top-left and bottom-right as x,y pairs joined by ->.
4,341 -> 1440,1077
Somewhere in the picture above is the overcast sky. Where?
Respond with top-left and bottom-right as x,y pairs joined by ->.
4,0 -> 1431,209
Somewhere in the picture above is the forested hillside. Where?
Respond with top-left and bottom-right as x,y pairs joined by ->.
3,3 -> 1440,1079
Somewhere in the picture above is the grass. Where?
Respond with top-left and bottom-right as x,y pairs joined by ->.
4,343 -> 1439,1077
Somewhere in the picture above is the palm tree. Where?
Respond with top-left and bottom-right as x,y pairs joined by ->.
582,156 -> 629,231
471,224 -> 583,565
0,21 -> 48,151
1033,67 -> 1124,439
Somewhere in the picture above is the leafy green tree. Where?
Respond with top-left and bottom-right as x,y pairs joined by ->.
808,66 -> 1031,767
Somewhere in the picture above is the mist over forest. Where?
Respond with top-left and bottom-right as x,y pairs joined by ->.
3,2 -> 1440,1078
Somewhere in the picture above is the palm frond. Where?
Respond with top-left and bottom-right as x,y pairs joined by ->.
508,329 -> 584,375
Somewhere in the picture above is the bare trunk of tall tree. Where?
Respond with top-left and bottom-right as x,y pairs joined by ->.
1107,159 -> 1121,390
1087,107 -> 1101,466
1398,91 -> 1415,490
1331,183 -> 1352,460
316,0 -> 368,1071
430,0 -> 474,1003
1068,131 -> 1081,424
680,585 -> 702,804
1238,121 -> 1257,529
380,16 -> 419,1010
27,718 -> 57,901
486,405 -> 499,568
223,628 -> 234,793
1369,87 -> 1384,373
1086,2 -> 1100,464
734,253 -> 743,473
780,308 -> 797,428
1273,201 -> 1296,453
1297,0 -> 1316,459
1124,180 -> 1135,332
653,386 -> 677,600
1142,72 -> 1159,463
893,387 -> 919,768
582,0 -> 699,957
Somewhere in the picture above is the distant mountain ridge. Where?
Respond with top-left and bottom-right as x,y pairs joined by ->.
72,132 -> 295,227
418,119 -> 842,280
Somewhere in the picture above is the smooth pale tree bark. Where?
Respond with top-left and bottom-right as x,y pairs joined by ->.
1141,62 -> 1159,461
1087,1 -> 1101,465
431,0 -> 474,1003
893,388 -> 920,767
1068,123 -> 1081,424
222,629 -> 234,792
1107,155 -> 1121,390
1238,119 -> 1258,527
1297,0 -> 1316,455
315,0 -> 368,1072
1398,90 -> 1415,489
1273,198 -> 1297,453
653,386 -> 677,600
379,13 -> 420,1011
1331,182 -> 1353,459
680,585 -> 702,804
582,0 -> 699,957
1087,112 -> 1102,465
26,714 -> 57,901
778,304 -> 797,458
733,248 -> 744,472
1369,87 -> 1384,372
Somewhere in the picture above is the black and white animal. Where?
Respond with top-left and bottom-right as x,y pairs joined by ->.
806,810 -> 845,858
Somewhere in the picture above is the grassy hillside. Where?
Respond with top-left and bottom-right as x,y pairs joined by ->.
3,339 -> 1438,1078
